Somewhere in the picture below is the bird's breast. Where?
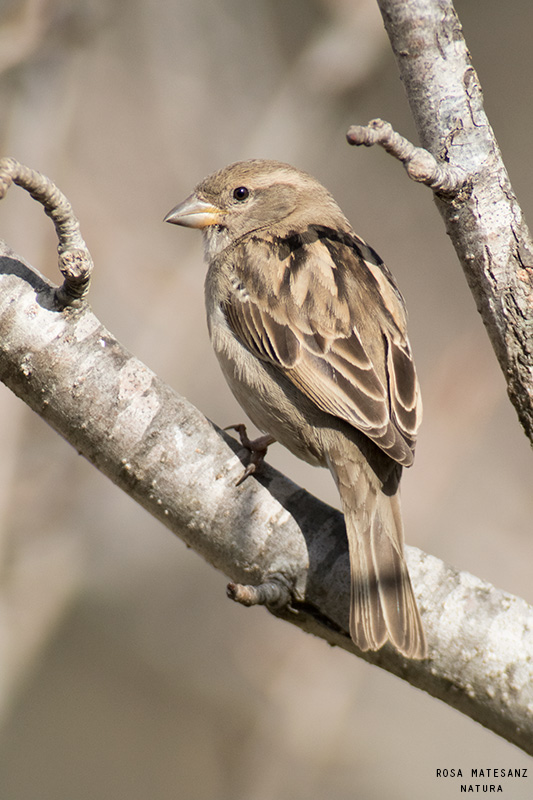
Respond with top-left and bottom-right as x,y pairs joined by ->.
204,269 -> 326,467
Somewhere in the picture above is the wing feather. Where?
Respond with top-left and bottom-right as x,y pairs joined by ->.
223,226 -> 421,466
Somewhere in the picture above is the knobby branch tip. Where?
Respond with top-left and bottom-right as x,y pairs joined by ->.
0,156 -> 93,305
347,119 -> 467,197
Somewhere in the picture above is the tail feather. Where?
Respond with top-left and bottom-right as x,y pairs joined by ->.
328,452 -> 427,659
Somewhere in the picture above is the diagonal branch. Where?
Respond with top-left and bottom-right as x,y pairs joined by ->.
0,225 -> 533,753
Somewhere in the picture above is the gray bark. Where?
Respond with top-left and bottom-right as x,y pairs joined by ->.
376,0 -> 533,444
1,239 -> 533,754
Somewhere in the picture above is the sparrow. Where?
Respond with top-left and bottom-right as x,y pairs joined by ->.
165,159 -> 427,659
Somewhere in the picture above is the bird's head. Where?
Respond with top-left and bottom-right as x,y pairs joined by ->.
164,159 -> 349,253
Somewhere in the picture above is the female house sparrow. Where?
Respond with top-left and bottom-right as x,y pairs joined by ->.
165,160 -> 426,659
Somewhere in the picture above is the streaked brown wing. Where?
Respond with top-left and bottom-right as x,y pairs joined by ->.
223,226 -> 421,466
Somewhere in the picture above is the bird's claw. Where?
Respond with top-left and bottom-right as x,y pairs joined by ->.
234,462 -> 256,487
224,424 -> 275,485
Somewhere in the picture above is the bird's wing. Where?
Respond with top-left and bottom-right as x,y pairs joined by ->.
223,226 -> 421,466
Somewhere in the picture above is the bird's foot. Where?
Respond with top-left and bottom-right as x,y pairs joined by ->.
224,424 -> 275,485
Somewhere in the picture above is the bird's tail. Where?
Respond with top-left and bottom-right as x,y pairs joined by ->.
328,451 -> 427,659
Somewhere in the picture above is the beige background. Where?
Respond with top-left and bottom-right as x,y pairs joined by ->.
0,0 -> 532,797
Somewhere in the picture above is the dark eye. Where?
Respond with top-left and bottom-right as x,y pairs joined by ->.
233,186 -> 249,201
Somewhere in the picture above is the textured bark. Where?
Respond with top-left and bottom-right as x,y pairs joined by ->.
1,239 -> 533,754
376,0 -> 533,443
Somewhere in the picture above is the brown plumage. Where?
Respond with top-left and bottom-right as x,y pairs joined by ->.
165,159 -> 426,659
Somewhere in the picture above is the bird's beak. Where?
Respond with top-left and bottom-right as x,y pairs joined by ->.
164,193 -> 224,229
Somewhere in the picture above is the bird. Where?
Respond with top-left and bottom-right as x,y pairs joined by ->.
165,159 -> 427,659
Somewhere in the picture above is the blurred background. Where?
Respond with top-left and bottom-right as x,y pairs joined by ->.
0,0 -> 532,797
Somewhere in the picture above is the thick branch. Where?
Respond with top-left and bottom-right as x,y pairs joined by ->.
0,238 -> 533,754
350,0 -> 533,445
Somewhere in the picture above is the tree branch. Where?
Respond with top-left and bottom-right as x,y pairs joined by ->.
0,214 -> 533,753
348,0 -> 533,446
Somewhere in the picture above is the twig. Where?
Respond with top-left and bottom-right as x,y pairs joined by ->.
347,118 -> 467,196
0,157 -> 93,305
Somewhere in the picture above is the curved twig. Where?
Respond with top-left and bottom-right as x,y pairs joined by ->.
0,157 -> 93,305
347,118 -> 467,196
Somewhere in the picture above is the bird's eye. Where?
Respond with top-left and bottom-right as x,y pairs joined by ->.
233,186 -> 249,201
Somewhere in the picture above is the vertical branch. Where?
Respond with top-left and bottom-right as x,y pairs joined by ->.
373,0 -> 533,443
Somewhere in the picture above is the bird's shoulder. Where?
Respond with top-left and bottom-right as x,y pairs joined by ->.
226,223 -> 408,343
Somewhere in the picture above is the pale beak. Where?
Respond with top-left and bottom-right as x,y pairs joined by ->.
164,193 -> 224,229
